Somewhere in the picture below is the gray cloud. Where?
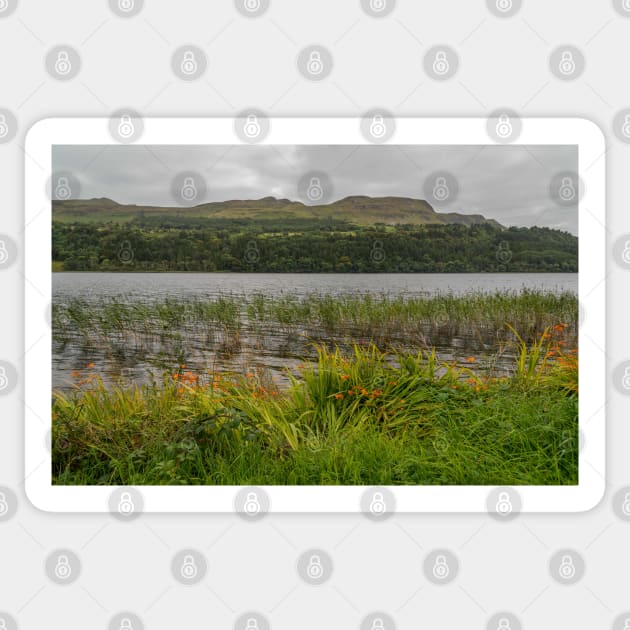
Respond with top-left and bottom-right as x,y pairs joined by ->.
53,144 -> 578,234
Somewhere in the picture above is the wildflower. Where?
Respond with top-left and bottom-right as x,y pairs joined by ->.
340,374 -> 350,381
246,372 -> 255,378
334,393 -> 344,400
71,370 -> 81,379
87,362 -> 95,369
361,388 -> 368,396
172,373 -> 179,380
466,356 -> 476,363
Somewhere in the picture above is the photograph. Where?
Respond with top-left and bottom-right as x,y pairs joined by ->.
51,143 -> 579,487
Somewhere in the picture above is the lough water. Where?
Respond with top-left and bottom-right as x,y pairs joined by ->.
52,272 -> 577,390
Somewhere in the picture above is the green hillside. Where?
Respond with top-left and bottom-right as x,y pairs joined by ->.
52,195 -> 502,227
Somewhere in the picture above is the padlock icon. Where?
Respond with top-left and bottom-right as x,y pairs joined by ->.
244,114 -> 261,138
180,555 -> 198,579
119,618 -> 134,630
559,177 -> 576,202
118,240 -> 134,263
622,114 -> 630,139
369,114 -> 386,139
371,618 -> 385,630
497,618 -> 511,630
55,176 -> 72,200
624,618 -> 630,630
0,0 -> 8,11
622,241 -> 630,264
369,0 -> 386,12
244,0 -> 261,11
181,50 -> 198,76
0,619 -> 7,630
0,367 -> 7,391
118,491 -> 135,515
244,491 -> 261,515
117,115 -> 135,139
432,555 -> 450,579
432,51 -> 450,76
369,491 -> 386,515
307,51 -> 324,75
495,114 -> 513,138
0,240 -> 8,265
558,51 -> 575,76
54,51 -> 72,76
558,554 -> 576,579
0,114 -> 8,138
306,177 -> 324,201
623,0 -> 630,11
432,176 -> 450,201
245,619 -> 259,630
622,492 -> 630,516
623,366 -> 630,390
54,554 -> 72,580
495,491 -> 512,514
306,554 -> 324,579
118,0 -> 134,11
0,492 -> 8,515
495,0 -> 512,11
181,177 -> 198,201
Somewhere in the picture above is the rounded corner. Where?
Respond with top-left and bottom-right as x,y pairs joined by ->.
24,479 -> 53,514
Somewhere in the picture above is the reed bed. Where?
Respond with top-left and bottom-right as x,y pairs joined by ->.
53,290 -> 578,347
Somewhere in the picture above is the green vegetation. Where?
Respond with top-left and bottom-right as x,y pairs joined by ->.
53,217 -> 578,272
52,195 -> 498,226
52,333 -> 578,486
53,290 -> 578,352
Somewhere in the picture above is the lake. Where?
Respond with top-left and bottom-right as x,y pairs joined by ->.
52,272 -> 578,391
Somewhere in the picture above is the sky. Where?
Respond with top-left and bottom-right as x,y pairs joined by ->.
53,144 -> 578,235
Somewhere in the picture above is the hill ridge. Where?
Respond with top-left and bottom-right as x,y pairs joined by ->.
52,195 -> 503,228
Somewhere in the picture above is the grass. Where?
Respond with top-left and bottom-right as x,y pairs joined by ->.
53,289 -> 578,349
52,326 -> 578,486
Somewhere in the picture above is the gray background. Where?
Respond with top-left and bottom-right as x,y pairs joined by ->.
0,1 -> 628,628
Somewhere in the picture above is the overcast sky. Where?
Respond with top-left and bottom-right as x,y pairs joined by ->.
53,144 -> 578,235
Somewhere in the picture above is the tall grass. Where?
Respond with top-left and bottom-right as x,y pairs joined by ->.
52,331 -> 578,487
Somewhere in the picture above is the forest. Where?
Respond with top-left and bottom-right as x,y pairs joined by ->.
52,217 -> 578,273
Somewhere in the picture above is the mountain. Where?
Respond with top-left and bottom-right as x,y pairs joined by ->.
52,196 -> 502,228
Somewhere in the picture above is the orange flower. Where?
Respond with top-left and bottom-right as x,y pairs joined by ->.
334,393 -> 344,400
246,372 -> 255,378
172,373 -> 179,380
466,356 -> 476,363
340,374 -> 350,381
87,362 -> 95,369
361,388 -> 368,396
71,370 -> 81,378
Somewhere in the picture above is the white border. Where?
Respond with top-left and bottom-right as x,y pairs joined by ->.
25,117 -> 606,513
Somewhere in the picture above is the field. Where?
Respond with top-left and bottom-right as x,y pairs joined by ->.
52,291 -> 579,486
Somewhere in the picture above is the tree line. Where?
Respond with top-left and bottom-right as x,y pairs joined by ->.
52,218 -> 578,273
